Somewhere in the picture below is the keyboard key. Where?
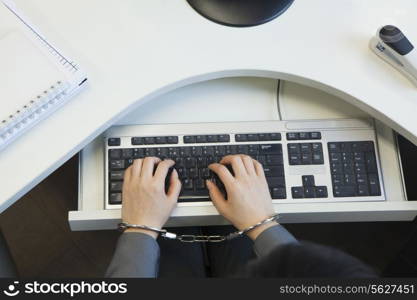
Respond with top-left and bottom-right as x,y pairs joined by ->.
237,145 -> 248,155
312,143 -> 322,152
269,133 -> 281,141
183,179 -> 194,190
185,157 -> 197,168
207,135 -> 218,142
354,152 -> 365,163
266,177 -> 286,188
291,187 -> 304,198
195,179 -> 206,190
108,138 -> 121,146
177,168 -> 188,179
343,174 -> 356,185
179,147 -> 191,157
168,147 -> 179,157
126,159 -> 134,167
310,132 -> 321,140
330,152 -> 342,163
184,136 -> 196,143
304,187 -> 315,198
131,137 -> 143,145
122,148 -> 133,159
145,148 -> 156,157
289,154 -> 301,165
300,143 -> 312,154
266,155 -> 283,166
109,193 -> 122,205
368,173 -> 381,196
247,134 -> 259,141
315,186 -> 328,198
328,142 -> 341,152
332,175 -> 343,185
330,163 -> 343,175
288,144 -> 300,154
109,149 -> 122,159
356,173 -> 368,185
166,136 -> 179,144
155,136 -> 167,144
110,171 -> 124,180
189,168 -> 198,178
357,185 -> 370,196
264,166 -> 284,177
340,142 -> 352,152
312,153 -> 324,165
271,187 -> 286,199
175,158 -> 185,168
248,145 -> 259,155
301,153 -> 312,164
203,146 -> 214,156
133,148 -> 144,158
343,162 -> 355,174
299,132 -> 311,140
365,152 -> 378,173
354,163 -> 367,174
287,133 -> 299,140
196,135 -> 207,143
235,134 -> 247,142
302,175 -> 315,187
144,137 -> 155,145
110,181 -> 123,192
333,185 -> 356,197
110,160 -> 125,170
259,144 -> 282,154
218,135 -> 230,142
200,168 -> 210,178
225,145 -> 237,155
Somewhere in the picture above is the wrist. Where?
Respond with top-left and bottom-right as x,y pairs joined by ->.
124,228 -> 159,239
246,221 -> 279,241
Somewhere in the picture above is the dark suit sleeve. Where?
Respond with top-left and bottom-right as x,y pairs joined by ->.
105,232 -> 160,278
253,224 -> 298,257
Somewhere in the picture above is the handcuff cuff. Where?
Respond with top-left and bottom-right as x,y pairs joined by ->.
118,213 -> 280,243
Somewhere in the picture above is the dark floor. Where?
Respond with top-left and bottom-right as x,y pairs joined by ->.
0,136 -> 416,277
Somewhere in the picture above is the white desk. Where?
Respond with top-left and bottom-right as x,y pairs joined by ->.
1,0 -> 417,212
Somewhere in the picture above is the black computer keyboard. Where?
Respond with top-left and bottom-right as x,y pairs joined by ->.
105,121 -> 384,208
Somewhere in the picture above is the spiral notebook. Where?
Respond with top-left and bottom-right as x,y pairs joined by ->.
0,0 -> 87,151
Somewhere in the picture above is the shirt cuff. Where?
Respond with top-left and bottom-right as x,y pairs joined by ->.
253,224 -> 298,257
105,232 -> 160,278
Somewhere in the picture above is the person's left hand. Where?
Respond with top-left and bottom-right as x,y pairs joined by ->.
122,157 -> 182,238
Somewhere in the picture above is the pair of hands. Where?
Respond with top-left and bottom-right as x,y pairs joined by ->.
122,155 -> 277,240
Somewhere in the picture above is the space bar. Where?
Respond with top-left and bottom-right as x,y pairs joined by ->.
179,190 -> 210,202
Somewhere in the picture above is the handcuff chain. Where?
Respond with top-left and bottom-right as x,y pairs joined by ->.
119,214 -> 279,243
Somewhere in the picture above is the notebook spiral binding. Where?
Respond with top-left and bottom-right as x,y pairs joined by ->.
0,80 -> 69,141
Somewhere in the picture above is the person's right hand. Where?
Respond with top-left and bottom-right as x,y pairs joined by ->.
207,155 -> 278,240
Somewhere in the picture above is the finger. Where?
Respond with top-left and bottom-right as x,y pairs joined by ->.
140,157 -> 161,179
219,155 -> 247,177
208,163 -> 235,186
253,159 -> 266,178
154,159 -> 175,182
240,155 -> 256,175
167,169 -> 182,200
206,180 -> 227,212
130,159 -> 143,180
124,165 -> 133,183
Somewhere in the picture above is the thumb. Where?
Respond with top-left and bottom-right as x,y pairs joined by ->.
167,169 -> 181,201
206,180 -> 227,213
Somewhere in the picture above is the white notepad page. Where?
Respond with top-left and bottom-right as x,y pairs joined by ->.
0,0 -> 87,151
0,31 -> 66,123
